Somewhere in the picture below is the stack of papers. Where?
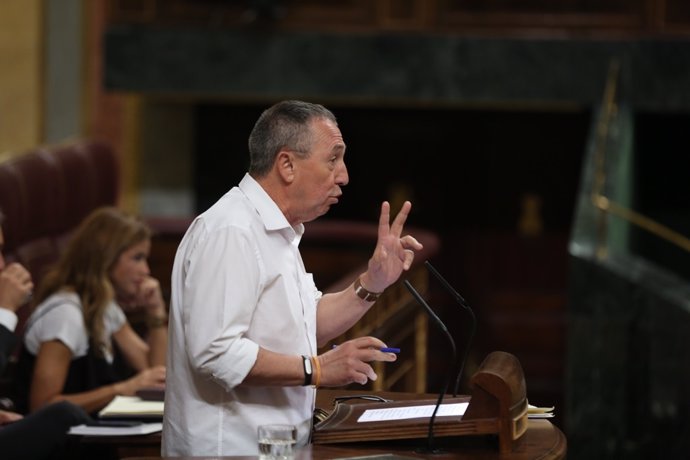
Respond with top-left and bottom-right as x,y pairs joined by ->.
69,422 -> 162,436
527,404 -> 555,419
98,395 -> 164,419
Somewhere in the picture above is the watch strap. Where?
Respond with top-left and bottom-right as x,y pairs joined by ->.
354,277 -> 382,302
301,355 -> 313,386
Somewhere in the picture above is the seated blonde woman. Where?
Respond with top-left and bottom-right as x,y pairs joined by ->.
13,206 -> 167,416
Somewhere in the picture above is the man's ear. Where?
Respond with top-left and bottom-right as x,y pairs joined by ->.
276,150 -> 295,183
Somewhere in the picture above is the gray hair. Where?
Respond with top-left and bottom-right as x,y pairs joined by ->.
248,100 -> 337,177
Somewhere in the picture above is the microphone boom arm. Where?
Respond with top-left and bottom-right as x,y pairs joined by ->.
404,279 -> 457,454
424,260 -> 477,397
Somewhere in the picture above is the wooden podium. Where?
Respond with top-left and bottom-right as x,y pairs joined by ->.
313,351 -> 528,454
79,352 -> 566,460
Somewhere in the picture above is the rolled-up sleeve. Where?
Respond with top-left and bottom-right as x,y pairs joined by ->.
181,224 -> 262,390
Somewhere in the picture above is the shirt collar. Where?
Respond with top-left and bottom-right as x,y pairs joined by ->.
238,173 -> 305,241
0,307 -> 18,332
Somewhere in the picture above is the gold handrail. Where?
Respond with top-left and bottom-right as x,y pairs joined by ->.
593,195 -> 690,254
591,59 -> 690,257
592,59 -> 620,201
591,59 -> 619,259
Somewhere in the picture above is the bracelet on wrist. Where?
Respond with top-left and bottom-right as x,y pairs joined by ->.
146,315 -> 168,328
310,356 -> 321,387
353,276 -> 383,302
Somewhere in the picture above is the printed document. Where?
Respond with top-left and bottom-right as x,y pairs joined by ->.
357,402 -> 468,423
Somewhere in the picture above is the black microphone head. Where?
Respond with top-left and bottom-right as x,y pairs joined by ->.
404,280 -> 449,334
424,260 -> 470,308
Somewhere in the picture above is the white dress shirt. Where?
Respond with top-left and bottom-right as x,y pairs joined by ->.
162,174 -> 321,457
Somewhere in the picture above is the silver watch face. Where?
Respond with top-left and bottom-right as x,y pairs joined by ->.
305,357 -> 313,374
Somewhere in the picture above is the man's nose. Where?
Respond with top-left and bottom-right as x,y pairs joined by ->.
337,164 -> 349,186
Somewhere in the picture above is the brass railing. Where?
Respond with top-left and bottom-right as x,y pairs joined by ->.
590,59 -> 690,259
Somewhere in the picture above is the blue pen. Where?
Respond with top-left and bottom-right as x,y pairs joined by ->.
380,347 -> 400,354
332,345 -> 400,353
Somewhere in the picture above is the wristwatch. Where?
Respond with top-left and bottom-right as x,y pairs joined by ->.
354,277 -> 382,302
301,355 -> 313,386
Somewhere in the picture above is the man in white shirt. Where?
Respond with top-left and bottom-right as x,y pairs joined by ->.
162,100 -> 424,456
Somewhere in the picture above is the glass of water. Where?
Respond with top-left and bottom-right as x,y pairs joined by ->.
258,423 -> 297,459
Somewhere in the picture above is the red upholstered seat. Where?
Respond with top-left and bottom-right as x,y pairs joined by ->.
0,141 -> 120,283
0,140 -> 120,334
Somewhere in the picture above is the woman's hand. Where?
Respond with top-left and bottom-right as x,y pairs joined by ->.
136,277 -> 167,316
118,276 -> 167,316
0,409 -> 23,425
114,365 -> 166,396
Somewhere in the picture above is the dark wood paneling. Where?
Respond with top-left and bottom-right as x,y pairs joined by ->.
107,0 -> 157,23
106,0 -> 690,35
664,0 -> 690,27
436,0 -> 649,31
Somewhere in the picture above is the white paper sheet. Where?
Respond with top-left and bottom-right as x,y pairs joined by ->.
357,402 -> 468,423
68,422 -> 163,436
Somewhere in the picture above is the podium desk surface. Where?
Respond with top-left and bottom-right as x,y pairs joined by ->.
100,389 -> 567,460
122,420 -> 565,460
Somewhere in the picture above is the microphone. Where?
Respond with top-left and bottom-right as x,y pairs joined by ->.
403,279 -> 456,454
424,260 -> 477,397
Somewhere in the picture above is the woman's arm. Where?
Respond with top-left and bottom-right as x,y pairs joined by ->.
115,276 -> 168,369
30,339 -> 166,414
113,321 -> 166,370
29,340 -> 116,414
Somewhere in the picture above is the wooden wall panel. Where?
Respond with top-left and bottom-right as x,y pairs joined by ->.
280,0 -> 377,28
105,0 -> 690,35
107,0 -> 157,24
664,0 -> 690,27
435,0 -> 648,31
108,0 -> 377,29
377,0 -> 432,30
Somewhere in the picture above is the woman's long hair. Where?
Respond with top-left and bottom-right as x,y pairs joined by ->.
33,206 -> 151,357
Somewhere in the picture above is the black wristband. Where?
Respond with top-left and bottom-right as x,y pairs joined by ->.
301,355 -> 313,386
